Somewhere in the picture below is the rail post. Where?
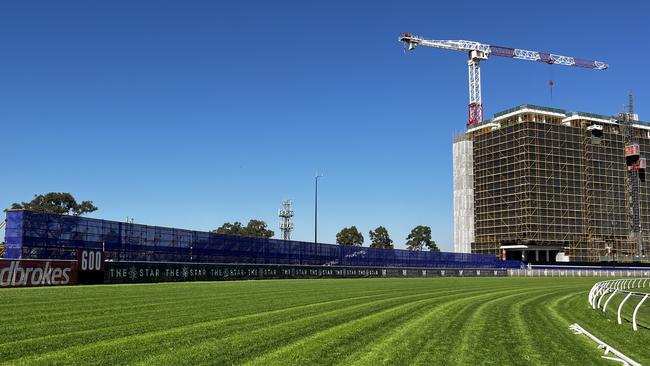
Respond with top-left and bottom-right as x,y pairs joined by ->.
632,294 -> 649,331
597,289 -> 610,309
603,289 -> 618,312
618,292 -> 633,325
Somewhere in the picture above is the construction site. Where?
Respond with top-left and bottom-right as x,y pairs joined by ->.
399,34 -> 648,263
455,103 -> 648,263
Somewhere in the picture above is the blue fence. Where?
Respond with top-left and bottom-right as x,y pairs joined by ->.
3,210 -> 522,269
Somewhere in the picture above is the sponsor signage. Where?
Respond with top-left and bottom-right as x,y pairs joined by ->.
105,262 -> 508,284
0,260 -> 77,287
77,250 -> 105,271
76,250 -> 106,285
0,258 -> 509,287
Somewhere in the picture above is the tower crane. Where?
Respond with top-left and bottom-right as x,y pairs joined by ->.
399,33 -> 609,126
621,92 -> 644,257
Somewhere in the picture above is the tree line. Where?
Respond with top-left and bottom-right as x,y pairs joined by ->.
213,223 -> 439,252
337,225 -> 439,252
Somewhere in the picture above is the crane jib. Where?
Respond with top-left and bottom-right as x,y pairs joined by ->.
488,45 -> 607,69
399,33 -> 608,126
489,45 -> 515,58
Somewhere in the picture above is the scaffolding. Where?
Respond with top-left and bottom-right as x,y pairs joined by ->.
465,105 -> 645,262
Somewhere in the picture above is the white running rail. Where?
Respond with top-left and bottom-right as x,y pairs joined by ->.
589,278 -> 650,331
569,323 -> 641,366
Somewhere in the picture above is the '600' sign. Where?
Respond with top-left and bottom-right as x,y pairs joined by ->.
77,250 -> 105,272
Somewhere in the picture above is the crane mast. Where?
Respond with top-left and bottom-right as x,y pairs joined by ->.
399,33 -> 608,126
621,92 -> 644,257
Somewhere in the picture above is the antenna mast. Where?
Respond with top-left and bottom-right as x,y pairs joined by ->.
279,200 -> 294,240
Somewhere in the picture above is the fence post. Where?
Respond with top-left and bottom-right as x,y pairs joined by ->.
632,295 -> 648,332
593,286 -> 606,309
597,289 -> 610,309
589,285 -> 596,307
603,289 -> 618,312
618,293 -> 633,325
633,294 -> 649,331
589,284 -> 598,308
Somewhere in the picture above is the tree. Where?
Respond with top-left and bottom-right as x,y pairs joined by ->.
214,222 -> 245,236
369,226 -> 393,249
213,219 -> 274,239
336,226 -> 364,246
244,219 -> 275,239
11,192 -> 97,216
406,225 -> 439,251
427,239 -> 440,252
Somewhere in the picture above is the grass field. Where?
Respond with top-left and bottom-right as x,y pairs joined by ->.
1,278 -> 649,365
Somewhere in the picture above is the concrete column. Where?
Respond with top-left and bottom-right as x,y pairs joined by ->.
546,250 -> 550,262
535,250 -> 539,262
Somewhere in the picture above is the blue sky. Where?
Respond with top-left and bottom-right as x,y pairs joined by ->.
1,1 -> 648,250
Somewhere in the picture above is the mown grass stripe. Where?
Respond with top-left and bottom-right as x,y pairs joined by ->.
143,287 -> 486,366
1,280 -> 446,344
0,283 -> 391,322
14,287 -> 467,365
0,288 -> 424,362
0,285 -> 404,342
344,286 -> 525,366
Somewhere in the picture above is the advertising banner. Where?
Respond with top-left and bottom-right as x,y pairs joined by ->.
77,249 -> 105,272
76,249 -> 106,285
0,260 -> 78,287
105,261 -> 508,284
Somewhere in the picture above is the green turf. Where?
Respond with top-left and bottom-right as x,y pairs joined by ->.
1,278 -> 649,365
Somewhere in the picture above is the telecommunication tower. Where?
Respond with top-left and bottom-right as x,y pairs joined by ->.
279,200 -> 294,240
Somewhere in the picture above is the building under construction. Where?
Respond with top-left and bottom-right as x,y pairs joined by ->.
454,103 -> 649,263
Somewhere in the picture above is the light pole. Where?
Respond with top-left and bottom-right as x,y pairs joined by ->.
314,174 -> 323,243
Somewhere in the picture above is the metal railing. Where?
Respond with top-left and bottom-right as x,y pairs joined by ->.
570,323 -> 641,366
588,278 -> 650,331
510,268 -> 650,278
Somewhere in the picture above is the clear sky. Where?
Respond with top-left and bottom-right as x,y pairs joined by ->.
1,1 -> 648,250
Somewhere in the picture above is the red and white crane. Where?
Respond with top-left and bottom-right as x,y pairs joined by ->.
399,33 -> 609,126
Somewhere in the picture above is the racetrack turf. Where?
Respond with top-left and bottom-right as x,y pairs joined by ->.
1,277 -> 649,365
